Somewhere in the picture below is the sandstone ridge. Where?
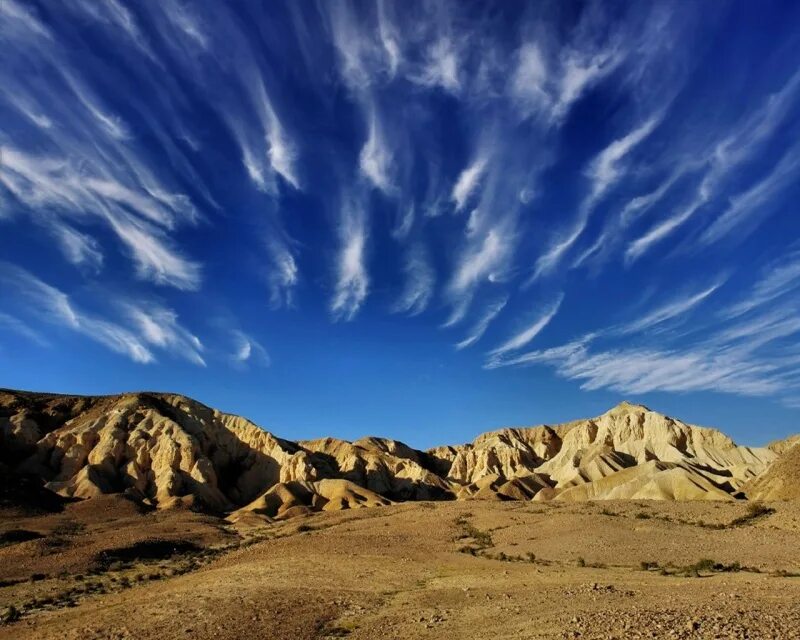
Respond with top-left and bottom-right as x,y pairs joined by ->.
0,389 -> 794,517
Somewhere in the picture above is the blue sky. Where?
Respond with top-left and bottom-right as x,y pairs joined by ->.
1,1 -> 800,449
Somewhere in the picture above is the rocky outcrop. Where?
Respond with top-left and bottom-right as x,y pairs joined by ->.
745,441 -> 800,501
0,389 -> 794,514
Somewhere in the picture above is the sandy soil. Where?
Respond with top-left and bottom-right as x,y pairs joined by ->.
1,499 -> 799,639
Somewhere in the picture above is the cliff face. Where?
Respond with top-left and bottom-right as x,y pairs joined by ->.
0,389 -> 791,516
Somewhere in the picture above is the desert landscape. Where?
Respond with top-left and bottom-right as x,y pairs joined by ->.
3,1 -> 800,638
1,388 -> 799,639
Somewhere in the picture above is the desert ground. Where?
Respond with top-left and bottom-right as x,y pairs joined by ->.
2,497 -> 799,640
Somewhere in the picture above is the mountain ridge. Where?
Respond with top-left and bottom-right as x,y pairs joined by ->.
1,388 -> 796,519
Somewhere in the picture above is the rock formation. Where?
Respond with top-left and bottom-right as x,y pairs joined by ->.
744,436 -> 800,501
0,389 -> 794,517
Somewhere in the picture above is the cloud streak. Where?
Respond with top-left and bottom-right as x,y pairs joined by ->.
488,293 -> 564,358
331,196 -> 369,321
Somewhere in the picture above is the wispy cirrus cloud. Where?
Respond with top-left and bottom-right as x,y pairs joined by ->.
699,143 -> 800,246
626,68 -> 800,263
533,116 -> 660,279
0,264 -> 154,363
265,238 -> 299,308
393,243 -> 435,316
455,296 -> 508,350
0,311 -> 49,347
489,339 -> 794,397
488,266 -> 800,402
487,293 -> 564,359
446,224 -> 515,326
725,248 -> 800,318
452,154 -> 489,212
615,280 -> 724,335
230,330 -> 270,369
359,107 -> 395,194
0,263 -> 211,366
125,302 -> 205,366
331,196 -> 369,321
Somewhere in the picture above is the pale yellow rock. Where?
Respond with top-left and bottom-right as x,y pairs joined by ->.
1,390 -> 795,512
745,442 -> 800,501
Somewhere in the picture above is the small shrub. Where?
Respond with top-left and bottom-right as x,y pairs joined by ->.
692,558 -> 716,573
577,556 -> 586,567
526,552 -> 537,563
730,502 -> 775,527
1,605 -> 19,623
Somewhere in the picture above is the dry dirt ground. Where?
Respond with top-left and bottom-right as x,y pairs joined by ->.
1,498 -> 799,639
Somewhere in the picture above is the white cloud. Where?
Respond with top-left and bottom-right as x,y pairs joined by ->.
266,109 -> 300,190
533,116 -> 659,279
487,284 -> 800,401
552,50 -> 620,123
377,0 -> 401,76
617,281 -> 723,335
248,74 -> 300,190
451,226 -> 511,296
49,224 -> 104,271
487,338 -> 793,397
488,293 -> 564,357
509,43 -> 549,117
455,296 -> 507,350
0,0 -> 52,40
726,249 -> 800,318
0,143 -> 201,290
393,243 -> 434,316
416,38 -> 460,93
509,38 -> 622,125
619,169 -> 683,226
0,264 -> 154,363
452,155 -> 488,211
626,69 -> 800,262
331,197 -> 369,321
359,109 -> 394,194
0,311 -> 48,347
104,213 -> 201,290
586,117 -> 660,205
266,239 -> 299,308
324,0 -> 395,88
391,204 -> 415,240
700,145 -> 800,245
126,303 -> 205,366
230,330 -> 270,368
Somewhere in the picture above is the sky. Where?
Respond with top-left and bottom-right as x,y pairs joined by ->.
1,1 -> 800,449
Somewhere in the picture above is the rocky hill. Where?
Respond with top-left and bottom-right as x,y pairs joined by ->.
745,435 -> 800,501
0,389 -> 793,517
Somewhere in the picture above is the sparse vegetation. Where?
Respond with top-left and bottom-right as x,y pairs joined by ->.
730,502 -> 775,527
0,529 -> 44,547
454,515 -> 493,549
642,558 -> 767,577
0,605 -> 19,624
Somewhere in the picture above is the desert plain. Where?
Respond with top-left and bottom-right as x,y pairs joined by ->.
1,389 -> 799,639
2,498 -> 800,639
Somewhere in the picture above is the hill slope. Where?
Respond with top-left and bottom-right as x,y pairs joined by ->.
0,389 -> 790,515
745,440 -> 800,501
